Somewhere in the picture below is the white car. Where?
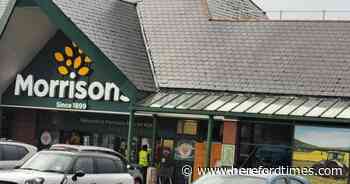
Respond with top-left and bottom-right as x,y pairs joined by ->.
0,140 -> 37,169
50,144 -> 144,184
0,149 -> 134,184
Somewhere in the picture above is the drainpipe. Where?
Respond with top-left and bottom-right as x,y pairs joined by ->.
205,115 -> 214,167
126,110 -> 135,162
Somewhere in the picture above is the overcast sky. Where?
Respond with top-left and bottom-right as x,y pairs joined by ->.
253,0 -> 350,10
253,0 -> 350,20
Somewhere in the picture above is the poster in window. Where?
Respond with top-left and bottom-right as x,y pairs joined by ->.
221,144 -> 235,167
174,139 -> 196,161
293,126 -> 350,184
162,139 -> 174,157
183,120 -> 198,135
164,139 -> 174,150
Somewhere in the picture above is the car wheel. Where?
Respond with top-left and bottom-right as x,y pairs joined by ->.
134,178 -> 142,184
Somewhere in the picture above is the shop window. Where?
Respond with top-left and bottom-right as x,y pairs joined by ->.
238,123 -> 293,168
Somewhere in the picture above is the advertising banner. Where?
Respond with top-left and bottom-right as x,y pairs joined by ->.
293,126 -> 350,184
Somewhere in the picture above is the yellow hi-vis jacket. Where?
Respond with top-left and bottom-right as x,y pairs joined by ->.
138,150 -> 149,167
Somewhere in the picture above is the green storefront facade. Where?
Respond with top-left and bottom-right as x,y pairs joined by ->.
1,0 -> 350,183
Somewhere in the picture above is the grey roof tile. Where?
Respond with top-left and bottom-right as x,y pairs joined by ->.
138,0 -> 350,97
0,0 -> 15,37
53,0 -> 156,91
207,0 -> 266,20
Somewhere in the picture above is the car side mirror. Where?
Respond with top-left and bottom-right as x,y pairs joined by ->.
127,164 -> 134,170
72,170 -> 85,181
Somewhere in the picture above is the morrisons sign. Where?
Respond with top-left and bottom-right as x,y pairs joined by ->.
2,31 -> 130,112
14,74 -> 129,102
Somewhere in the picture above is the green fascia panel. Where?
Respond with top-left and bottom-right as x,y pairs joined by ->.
134,106 -> 350,124
0,0 -> 16,38
16,0 -> 37,7
2,31 -> 132,113
33,0 -> 141,103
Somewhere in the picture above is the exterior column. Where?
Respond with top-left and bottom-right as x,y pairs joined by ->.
126,110 -> 135,161
205,115 -> 214,167
151,114 -> 157,165
0,109 -> 2,137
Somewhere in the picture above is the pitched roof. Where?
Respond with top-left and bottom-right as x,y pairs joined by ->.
207,0 -> 266,20
0,0 -> 16,37
138,0 -> 350,98
53,0 -> 156,91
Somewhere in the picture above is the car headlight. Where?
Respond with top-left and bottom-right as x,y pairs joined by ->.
24,178 -> 45,184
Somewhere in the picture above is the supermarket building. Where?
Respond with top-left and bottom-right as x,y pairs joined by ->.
1,0 -> 350,182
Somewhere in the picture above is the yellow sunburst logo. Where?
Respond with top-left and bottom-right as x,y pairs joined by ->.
54,42 -> 92,79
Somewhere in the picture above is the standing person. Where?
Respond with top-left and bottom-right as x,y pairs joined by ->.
138,145 -> 149,181
70,131 -> 81,145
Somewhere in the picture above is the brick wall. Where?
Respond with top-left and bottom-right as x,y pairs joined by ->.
11,109 -> 37,146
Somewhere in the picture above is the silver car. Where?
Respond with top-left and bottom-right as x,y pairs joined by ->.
193,174 -> 310,184
0,140 -> 37,169
0,149 -> 133,184
50,144 -> 144,184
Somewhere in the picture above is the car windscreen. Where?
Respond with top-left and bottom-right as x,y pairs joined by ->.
194,175 -> 267,184
20,152 -> 75,173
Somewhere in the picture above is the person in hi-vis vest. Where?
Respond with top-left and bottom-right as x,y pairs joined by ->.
138,144 -> 149,180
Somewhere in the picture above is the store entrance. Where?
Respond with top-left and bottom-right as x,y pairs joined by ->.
238,122 -> 294,168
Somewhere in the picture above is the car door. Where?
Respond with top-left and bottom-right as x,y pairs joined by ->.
94,156 -> 133,184
71,156 -> 97,184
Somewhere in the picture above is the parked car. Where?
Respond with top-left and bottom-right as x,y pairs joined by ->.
0,140 -> 37,169
0,149 -> 134,184
50,144 -> 144,184
193,174 -> 310,184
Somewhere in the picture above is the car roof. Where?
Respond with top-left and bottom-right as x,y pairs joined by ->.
50,144 -> 125,158
39,149 -> 122,160
0,140 -> 37,151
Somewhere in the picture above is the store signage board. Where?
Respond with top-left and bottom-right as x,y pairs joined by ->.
2,31 -> 131,112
